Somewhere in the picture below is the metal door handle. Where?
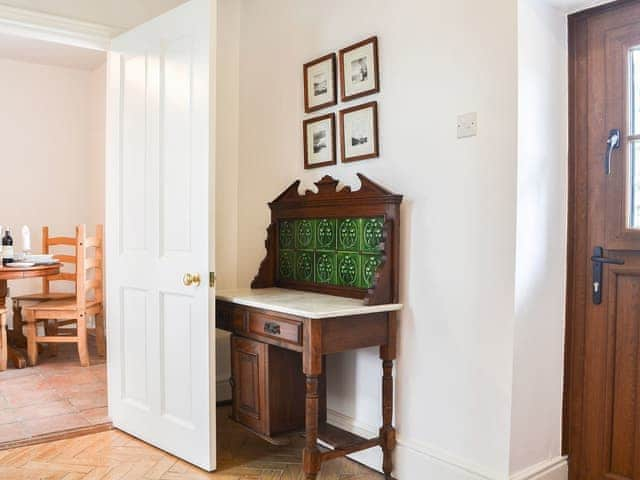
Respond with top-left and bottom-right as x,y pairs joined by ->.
183,273 -> 201,287
604,129 -> 621,176
591,254 -> 625,265
263,322 -> 281,335
591,246 -> 625,305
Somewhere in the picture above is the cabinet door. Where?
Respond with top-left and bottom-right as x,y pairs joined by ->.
231,336 -> 267,434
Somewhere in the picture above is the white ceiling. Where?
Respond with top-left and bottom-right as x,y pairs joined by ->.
0,32 -> 106,70
0,0 -> 188,30
0,0 -> 622,27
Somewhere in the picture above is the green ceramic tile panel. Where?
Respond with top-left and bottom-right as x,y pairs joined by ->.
295,219 -> 316,250
361,254 -> 383,288
316,218 -> 337,250
337,252 -> 361,287
362,217 -> 384,252
279,250 -> 295,281
295,250 -> 315,283
278,217 -> 384,288
337,218 -> 361,251
315,251 -> 337,284
279,220 -> 295,249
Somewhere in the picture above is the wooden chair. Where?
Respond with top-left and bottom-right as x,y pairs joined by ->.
24,225 -> 104,367
0,309 -> 6,371
12,226 -> 77,350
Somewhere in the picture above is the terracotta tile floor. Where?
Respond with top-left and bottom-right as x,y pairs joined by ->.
0,338 -> 108,445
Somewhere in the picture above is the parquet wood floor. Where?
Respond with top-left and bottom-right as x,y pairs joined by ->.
0,406 -> 383,479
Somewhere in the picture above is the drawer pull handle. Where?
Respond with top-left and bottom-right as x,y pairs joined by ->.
264,322 -> 281,335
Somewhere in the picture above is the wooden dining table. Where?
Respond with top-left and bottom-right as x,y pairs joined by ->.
0,264 -> 61,369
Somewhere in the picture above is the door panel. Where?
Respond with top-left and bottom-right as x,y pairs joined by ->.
160,292 -> 194,424
161,36 -> 194,256
121,54 -> 150,253
567,3 -> 640,479
121,287 -> 149,408
106,0 -> 214,471
605,266 -> 640,479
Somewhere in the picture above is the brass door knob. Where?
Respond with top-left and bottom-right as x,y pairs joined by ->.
183,273 -> 201,287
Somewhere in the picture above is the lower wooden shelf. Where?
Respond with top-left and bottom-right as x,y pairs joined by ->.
317,423 -> 381,461
229,415 -> 300,446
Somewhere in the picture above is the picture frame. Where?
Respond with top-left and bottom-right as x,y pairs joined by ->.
339,101 -> 379,163
303,53 -> 337,113
339,36 -> 380,102
303,112 -> 337,169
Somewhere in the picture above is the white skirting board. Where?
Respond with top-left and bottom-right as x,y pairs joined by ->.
325,409 -> 568,480
510,458 -> 568,480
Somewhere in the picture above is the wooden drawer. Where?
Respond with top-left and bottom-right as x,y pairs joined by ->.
248,312 -> 302,346
216,301 -> 246,333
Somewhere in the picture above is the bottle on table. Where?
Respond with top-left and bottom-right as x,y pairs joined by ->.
2,229 -> 14,264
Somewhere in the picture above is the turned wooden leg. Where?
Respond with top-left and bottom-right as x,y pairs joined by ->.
0,310 -> 7,371
380,357 -> 396,479
380,313 -> 398,480
45,320 -> 58,356
303,318 -> 323,480
95,311 -> 106,357
11,300 -> 26,347
77,314 -> 90,367
0,281 -> 6,309
25,314 -> 38,367
304,375 -> 322,480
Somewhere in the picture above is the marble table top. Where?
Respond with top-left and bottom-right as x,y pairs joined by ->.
216,288 -> 402,319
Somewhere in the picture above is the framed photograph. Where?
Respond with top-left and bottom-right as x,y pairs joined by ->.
339,36 -> 379,102
304,53 -> 337,113
303,113 -> 336,169
340,102 -> 379,163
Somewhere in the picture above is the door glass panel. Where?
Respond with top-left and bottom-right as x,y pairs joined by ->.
630,141 -> 640,228
628,48 -> 640,228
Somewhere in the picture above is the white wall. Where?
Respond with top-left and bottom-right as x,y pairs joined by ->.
233,0 -> 519,478
88,62 -> 106,227
511,0 -> 568,476
215,0 -> 240,290
0,57 -> 105,304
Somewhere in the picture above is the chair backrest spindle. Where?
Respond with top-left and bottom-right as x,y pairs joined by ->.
75,225 -> 103,310
42,226 -> 77,294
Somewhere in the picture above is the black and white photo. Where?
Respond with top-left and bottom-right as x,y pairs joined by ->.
304,53 -> 337,113
303,113 -> 336,169
339,36 -> 379,101
351,57 -> 368,83
340,102 -> 379,163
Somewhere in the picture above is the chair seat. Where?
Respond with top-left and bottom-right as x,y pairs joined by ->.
14,292 -> 76,303
24,299 -> 99,312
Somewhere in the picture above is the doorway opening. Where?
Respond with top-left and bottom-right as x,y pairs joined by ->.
0,31 -> 109,447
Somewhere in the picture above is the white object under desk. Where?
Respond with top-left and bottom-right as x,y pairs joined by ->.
215,287 -> 402,320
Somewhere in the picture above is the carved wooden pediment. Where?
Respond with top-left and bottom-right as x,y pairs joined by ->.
270,174 -> 402,207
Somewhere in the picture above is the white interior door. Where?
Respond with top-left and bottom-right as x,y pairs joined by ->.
105,0 -> 215,470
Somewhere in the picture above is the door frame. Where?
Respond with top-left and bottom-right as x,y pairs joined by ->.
564,0 -> 640,476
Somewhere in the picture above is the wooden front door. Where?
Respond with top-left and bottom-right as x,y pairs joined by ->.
567,2 -> 640,479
